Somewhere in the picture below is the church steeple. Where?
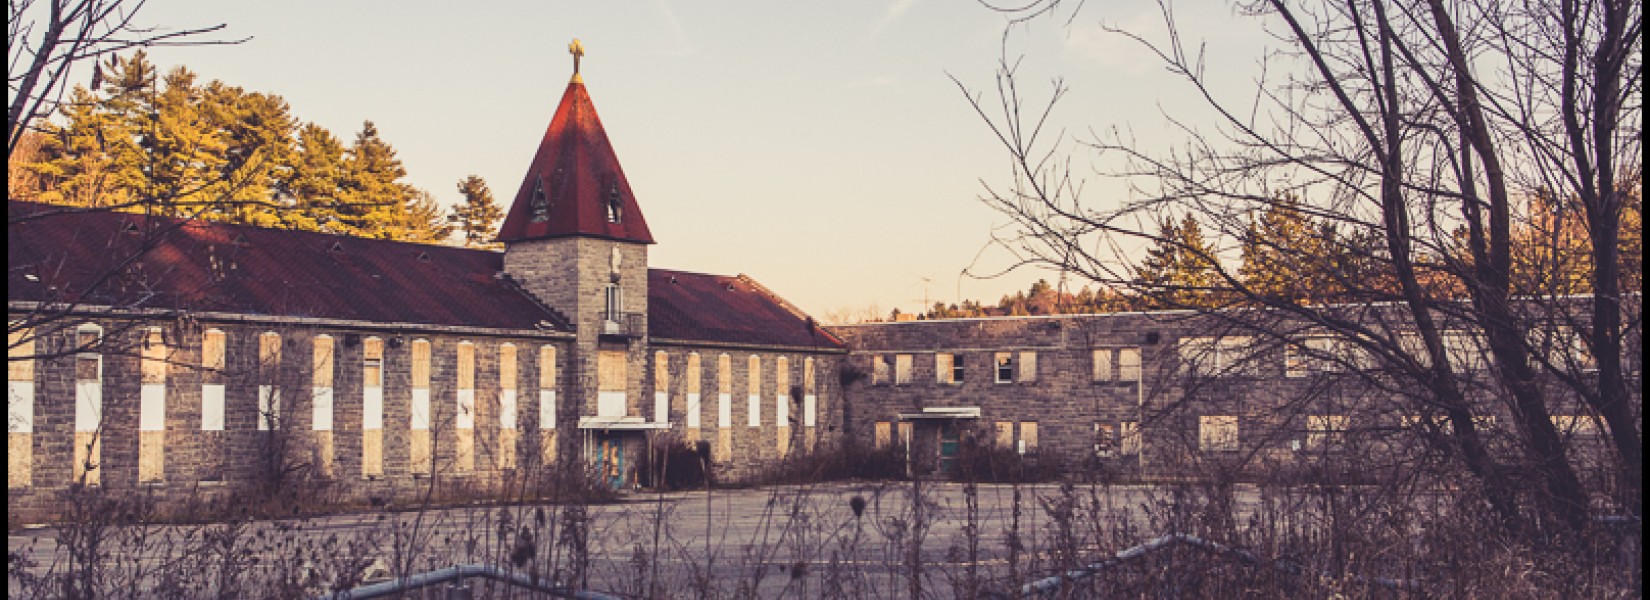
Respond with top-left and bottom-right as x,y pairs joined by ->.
497,40 -> 654,245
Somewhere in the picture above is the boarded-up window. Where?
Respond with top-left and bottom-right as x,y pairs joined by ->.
497,344 -> 518,469
1442,331 -> 1487,371
538,345 -> 558,465
894,354 -> 913,385
1200,415 -> 1239,452
1118,348 -> 1142,381
775,356 -> 790,427
597,349 -> 627,418
138,328 -> 166,483
312,335 -> 335,389
747,355 -> 762,427
872,355 -> 890,385
1019,421 -> 1039,454
1305,415 -> 1348,450
1017,351 -> 1037,382
9,326 -> 35,489
1093,349 -> 1113,382
874,421 -> 892,449
257,332 -> 281,431
454,341 -> 475,471
411,339 -> 432,473
1120,421 -> 1140,455
802,357 -> 817,429
935,353 -> 954,384
994,421 -> 1014,449
538,345 -> 556,429
74,325 -> 102,485
717,354 -> 732,431
654,351 -> 669,423
201,329 -> 227,436
362,337 -> 384,477
311,335 -> 335,477
686,353 -> 702,429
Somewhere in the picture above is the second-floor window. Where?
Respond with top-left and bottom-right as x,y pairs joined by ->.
605,284 -> 623,322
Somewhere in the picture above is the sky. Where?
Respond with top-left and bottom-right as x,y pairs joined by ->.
108,0 -> 1274,320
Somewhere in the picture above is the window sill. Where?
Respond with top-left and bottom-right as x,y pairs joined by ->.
197,479 -> 227,488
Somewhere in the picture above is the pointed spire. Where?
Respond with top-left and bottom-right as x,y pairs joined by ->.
496,45 -> 654,245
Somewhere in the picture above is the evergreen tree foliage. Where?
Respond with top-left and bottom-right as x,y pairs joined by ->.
14,52 -> 451,245
1133,214 -> 1222,308
449,174 -> 504,249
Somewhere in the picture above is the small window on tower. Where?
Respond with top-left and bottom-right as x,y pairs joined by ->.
530,177 -> 549,223
606,183 -> 623,223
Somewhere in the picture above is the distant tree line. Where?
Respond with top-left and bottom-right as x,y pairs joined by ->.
928,188 -> 1640,320
9,51 -> 506,248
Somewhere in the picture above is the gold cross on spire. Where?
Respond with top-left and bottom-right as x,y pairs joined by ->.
569,38 -> 585,83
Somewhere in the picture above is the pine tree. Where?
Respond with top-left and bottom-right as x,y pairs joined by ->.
1238,193 -> 1331,303
280,122 -> 350,232
1133,214 -> 1222,308
449,174 -> 504,249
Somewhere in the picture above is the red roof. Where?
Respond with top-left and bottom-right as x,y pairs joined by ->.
496,80 -> 654,244
648,269 -> 844,351
8,202 -> 571,332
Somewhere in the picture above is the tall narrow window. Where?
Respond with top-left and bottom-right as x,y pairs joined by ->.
455,341 -> 475,472
539,345 -> 558,465
498,344 -> 518,470
311,335 -> 335,478
716,354 -> 732,461
894,354 -> 913,385
199,328 -> 226,482
1120,421 -> 1141,455
9,325 -> 35,489
410,339 -> 432,475
529,176 -> 549,222
747,355 -> 762,427
361,337 -> 384,477
604,284 -> 623,323
951,355 -> 965,383
686,353 -> 703,433
138,327 -> 166,483
1094,423 -> 1116,457
874,422 -> 892,449
654,351 -> 670,424
257,332 -> 282,431
73,324 -> 103,485
994,421 -> 1014,449
872,355 -> 890,385
775,357 -> 791,457
803,357 -> 817,452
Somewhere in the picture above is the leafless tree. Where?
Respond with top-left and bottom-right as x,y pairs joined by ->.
956,0 -> 1641,543
8,0 -> 241,155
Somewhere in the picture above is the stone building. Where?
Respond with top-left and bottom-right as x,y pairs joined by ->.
6,47 -> 1631,524
825,306 -> 1626,481
7,53 -> 845,522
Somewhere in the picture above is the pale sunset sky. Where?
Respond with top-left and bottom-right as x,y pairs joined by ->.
111,0 -> 1274,320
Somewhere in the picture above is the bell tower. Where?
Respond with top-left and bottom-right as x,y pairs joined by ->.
501,39 -> 654,440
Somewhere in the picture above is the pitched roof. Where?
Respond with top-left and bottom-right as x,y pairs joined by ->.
496,80 -> 654,244
8,201 -> 571,332
648,268 -> 844,351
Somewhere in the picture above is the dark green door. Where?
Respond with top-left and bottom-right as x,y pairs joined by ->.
939,421 -> 961,476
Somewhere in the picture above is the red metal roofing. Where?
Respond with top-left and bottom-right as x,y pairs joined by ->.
648,269 -> 844,351
496,80 -> 654,245
8,202 -> 571,332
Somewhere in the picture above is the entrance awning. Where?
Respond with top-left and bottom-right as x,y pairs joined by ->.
577,416 -> 671,430
897,406 -> 982,420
